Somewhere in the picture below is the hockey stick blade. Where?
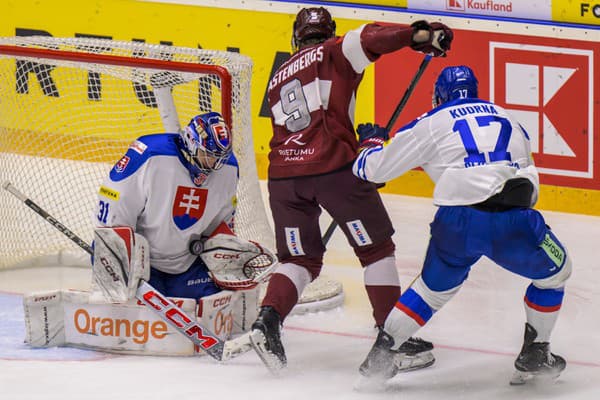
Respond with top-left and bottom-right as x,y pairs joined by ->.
136,281 -> 225,360
3,181 -> 226,361
321,54 -> 433,246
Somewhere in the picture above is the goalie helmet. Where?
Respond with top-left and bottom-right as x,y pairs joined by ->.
433,65 -> 479,107
179,111 -> 232,186
292,7 -> 336,53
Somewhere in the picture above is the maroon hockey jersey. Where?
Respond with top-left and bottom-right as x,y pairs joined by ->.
267,23 -> 414,179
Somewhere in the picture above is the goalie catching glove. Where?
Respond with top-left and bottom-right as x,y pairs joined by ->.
199,234 -> 277,291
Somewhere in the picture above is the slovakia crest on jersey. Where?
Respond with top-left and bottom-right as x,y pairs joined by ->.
172,185 -> 208,230
115,155 -> 130,173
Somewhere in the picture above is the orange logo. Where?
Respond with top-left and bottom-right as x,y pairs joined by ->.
73,308 -> 168,344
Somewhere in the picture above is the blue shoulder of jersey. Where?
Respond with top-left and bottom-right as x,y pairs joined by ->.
109,133 -> 180,181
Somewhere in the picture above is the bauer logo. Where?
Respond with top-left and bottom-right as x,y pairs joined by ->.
346,219 -> 372,246
490,42 -> 593,182
285,227 -> 305,256
172,186 -> 208,230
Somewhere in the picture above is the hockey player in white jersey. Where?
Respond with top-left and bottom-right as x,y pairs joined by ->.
353,66 -> 571,385
23,111 -> 275,357
95,111 -> 251,298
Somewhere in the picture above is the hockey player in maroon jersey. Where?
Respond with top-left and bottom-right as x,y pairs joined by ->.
249,7 -> 453,374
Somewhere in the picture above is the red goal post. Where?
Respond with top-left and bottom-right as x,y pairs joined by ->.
0,36 -> 273,269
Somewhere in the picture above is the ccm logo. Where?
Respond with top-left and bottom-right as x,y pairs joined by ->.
142,289 -> 218,349
213,253 -> 239,259
213,295 -> 232,307
34,295 -> 57,302
136,298 -> 184,308
100,257 -> 120,282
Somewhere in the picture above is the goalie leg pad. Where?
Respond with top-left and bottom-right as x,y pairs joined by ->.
196,289 -> 259,359
23,290 -> 68,347
93,227 -> 149,303
24,289 -> 198,355
194,287 -> 261,339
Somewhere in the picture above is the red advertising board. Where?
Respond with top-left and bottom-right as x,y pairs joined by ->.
375,29 -> 600,190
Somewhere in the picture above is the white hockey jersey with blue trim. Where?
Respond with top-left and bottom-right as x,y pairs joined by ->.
353,98 -> 539,206
94,133 -> 238,274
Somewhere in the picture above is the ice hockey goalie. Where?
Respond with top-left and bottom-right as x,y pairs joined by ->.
22,229 -> 274,357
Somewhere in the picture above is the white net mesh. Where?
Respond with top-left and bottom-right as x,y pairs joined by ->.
0,36 -> 274,269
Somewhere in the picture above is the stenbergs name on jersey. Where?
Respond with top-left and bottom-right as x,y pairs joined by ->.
64,298 -> 196,355
449,104 -> 499,119
268,46 -> 324,91
278,147 -> 315,162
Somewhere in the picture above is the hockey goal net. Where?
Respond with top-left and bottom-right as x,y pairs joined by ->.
0,36 -> 343,310
0,36 -> 270,268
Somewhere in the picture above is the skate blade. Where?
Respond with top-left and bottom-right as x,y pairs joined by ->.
221,332 -> 253,361
249,330 -> 285,376
510,369 -> 562,386
396,351 -> 435,373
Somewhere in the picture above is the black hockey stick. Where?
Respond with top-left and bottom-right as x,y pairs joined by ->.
2,180 -> 227,361
321,54 -> 433,246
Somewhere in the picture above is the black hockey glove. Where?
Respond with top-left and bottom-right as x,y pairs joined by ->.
357,123 -> 389,151
410,20 -> 453,57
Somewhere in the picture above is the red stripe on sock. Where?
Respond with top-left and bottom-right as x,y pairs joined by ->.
395,302 -> 426,326
524,297 -> 562,312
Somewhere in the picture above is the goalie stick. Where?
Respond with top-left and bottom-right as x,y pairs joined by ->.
2,181 -> 226,361
321,54 -> 433,246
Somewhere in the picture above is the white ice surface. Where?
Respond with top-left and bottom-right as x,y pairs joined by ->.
1,191 -> 599,400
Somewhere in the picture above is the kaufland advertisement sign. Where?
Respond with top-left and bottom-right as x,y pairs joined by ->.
375,29 -> 599,190
407,0 -> 553,20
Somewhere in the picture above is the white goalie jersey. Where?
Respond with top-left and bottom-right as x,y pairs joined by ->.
94,133 -> 239,274
353,98 -> 540,206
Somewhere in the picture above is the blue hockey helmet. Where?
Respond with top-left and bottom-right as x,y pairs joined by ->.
433,65 -> 479,107
179,111 -> 232,185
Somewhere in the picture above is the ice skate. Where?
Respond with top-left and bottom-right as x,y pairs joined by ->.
510,323 -> 566,385
359,327 -> 436,381
395,336 -> 436,372
359,328 -> 400,381
249,306 -> 286,375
